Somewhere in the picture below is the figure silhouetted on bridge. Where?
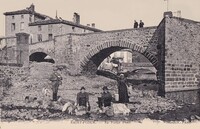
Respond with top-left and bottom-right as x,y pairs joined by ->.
133,20 -> 138,28
139,20 -> 144,28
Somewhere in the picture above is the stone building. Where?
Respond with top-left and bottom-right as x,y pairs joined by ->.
29,18 -> 101,43
4,4 -> 50,38
3,4 -> 102,43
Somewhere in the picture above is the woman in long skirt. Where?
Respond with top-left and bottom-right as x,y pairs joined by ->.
117,74 -> 129,103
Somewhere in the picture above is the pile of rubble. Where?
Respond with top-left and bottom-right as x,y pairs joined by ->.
1,105 -> 65,121
1,62 -> 117,110
128,88 -> 177,114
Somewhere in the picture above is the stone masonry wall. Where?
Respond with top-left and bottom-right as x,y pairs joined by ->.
16,33 -> 30,67
0,33 -> 30,66
54,34 -> 72,65
0,37 -> 17,64
152,19 -> 166,96
165,17 -> 200,92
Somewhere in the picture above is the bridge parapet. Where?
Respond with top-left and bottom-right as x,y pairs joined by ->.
29,40 -> 55,59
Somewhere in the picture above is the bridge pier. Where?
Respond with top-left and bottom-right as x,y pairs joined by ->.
16,33 -> 30,67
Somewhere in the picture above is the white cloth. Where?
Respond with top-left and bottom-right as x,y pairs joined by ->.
42,88 -> 51,97
62,102 -> 72,112
102,62 -> 113,70
112,103 -> 130,115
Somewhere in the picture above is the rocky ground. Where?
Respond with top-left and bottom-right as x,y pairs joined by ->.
0,62 -> 200,122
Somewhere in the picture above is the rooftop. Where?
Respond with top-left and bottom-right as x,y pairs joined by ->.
29,18 -> 102,32
4,8 -> 51,20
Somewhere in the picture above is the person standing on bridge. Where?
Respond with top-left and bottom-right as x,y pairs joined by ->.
139,20 -> 144,28
117,73 -> 129,103
49,67 -> 62,101
133,20 -> 138,28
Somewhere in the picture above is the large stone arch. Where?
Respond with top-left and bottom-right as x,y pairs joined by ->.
80,40 -> 158,74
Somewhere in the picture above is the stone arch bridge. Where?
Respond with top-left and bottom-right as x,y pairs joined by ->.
29,26 -> 161,74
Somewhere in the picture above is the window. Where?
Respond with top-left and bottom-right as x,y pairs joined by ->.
38,25 -> 42,31
29,17 -> 32,22
48,25 -> 53,32
12,15 -> 15,19
48,34 -> 53,40
21,15 -> 24,19
72,26 -> 75,32
20,22 -> 24,30
29,15 -> 32,22
11,23 -> 15,31
30,35 -> 33,44
37,34 -> 42,42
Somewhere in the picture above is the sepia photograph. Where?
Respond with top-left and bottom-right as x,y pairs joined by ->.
0,0 -> 200,129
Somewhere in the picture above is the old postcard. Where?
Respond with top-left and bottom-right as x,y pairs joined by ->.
0,0 -> 200,129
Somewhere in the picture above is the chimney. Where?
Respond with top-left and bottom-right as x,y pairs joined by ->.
29,4 -> 35,13
176,10 -> 181,17
87,24 -> 90,27
163,11 -> 173,18
91,23 -> 95,28
73,12 -> 80,24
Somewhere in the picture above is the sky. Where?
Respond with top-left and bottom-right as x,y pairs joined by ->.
0,0 -> 200,36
